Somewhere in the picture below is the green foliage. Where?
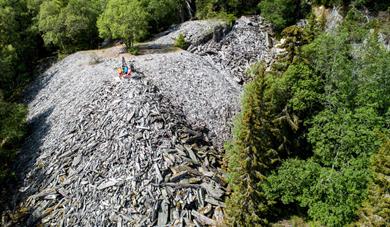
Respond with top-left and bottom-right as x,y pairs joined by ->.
1,0 -> 46,101
355,139 -> 390,227
213,11 -> 236,26
259,0 -> 295,32
311,0 -> 390,10
37,0 -> 101,53
0,98 -> 27,182
195,0 -> 258,19
0,44 -> 18,96
141,0 -> 185,32
1,0 -> 30,97
257,0 -> 389,33
225,63 -> 279,225
225,23 -> 327,224
174,33 -> 189,49
0,0 -> 41,199
266,15 -> 389,225
259,0 -> 310,32
128,46 -> 140,55
311,0 -> 344,7
97,0 -> 149,48
226,7 -> 390,226
265,158 -> 371,226
309,108 -> 383,167
278,25 -> 319,65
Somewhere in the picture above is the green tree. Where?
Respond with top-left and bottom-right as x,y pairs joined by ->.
259,0 -> 306,32
1,0 -> 42,97
225,64 -> 280,225
265,157 -> 371,226
0,45 -> 18,96
0,0 -> 44,196
195,0 -> 259,18
0,1 -> 23,96
141,0 -> 185,32
355,140 -> 390,227
226,7 -> 390,226
97,0 -> 149,49
262,12 -> 389,226
37,0 -> 101,53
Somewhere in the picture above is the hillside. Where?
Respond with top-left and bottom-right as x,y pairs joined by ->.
2,16 -> 274,226
1,1 -> 389,226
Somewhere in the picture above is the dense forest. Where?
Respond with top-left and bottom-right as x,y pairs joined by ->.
1,0 -> 389,225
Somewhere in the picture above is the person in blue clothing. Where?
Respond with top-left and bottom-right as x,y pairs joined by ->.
119,57 -> 131,78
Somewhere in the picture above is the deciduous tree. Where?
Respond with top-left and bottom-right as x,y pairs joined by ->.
97,0 -> 149,49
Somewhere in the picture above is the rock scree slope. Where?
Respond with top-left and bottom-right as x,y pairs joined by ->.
4,16 -> 275,226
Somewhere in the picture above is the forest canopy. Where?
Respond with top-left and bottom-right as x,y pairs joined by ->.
226,7 -> 390,226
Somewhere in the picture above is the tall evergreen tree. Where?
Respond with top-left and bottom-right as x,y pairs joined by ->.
225,64 -> 279,225
355,140 -> 390,227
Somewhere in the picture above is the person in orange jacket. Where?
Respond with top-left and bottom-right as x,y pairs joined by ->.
117,57 -> 133,79
117,67 -> 124,78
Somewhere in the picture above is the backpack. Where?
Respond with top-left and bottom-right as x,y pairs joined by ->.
123,66 -> 129,74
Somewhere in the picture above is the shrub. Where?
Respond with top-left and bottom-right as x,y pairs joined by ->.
128,46 -> 140,55
174,33 -> 189,49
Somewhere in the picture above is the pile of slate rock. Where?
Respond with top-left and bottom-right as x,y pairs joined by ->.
189,16 -> 275,83
149,19 -> 227,47
1,16 -> 280,226
4,76 -> 227,226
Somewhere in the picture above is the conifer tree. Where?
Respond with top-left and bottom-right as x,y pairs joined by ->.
225,64 -> 279,225
355,140 -> 390,226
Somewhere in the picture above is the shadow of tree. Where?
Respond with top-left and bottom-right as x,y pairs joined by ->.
1,107 -> 54,226
23,70 -> 57,105
136,43 -> 181,55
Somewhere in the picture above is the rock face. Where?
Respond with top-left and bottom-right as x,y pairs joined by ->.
3,16 -> 275,226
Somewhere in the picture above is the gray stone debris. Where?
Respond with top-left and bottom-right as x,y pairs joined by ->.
189,16 -> 276,83
2,16 -> 277,226
7,54 -> 226,226
134,51 -> 240,148
150,20 -> 227,47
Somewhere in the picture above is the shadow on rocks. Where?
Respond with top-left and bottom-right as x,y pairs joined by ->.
23,69 -> 58,104
1,107 -> 54,227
